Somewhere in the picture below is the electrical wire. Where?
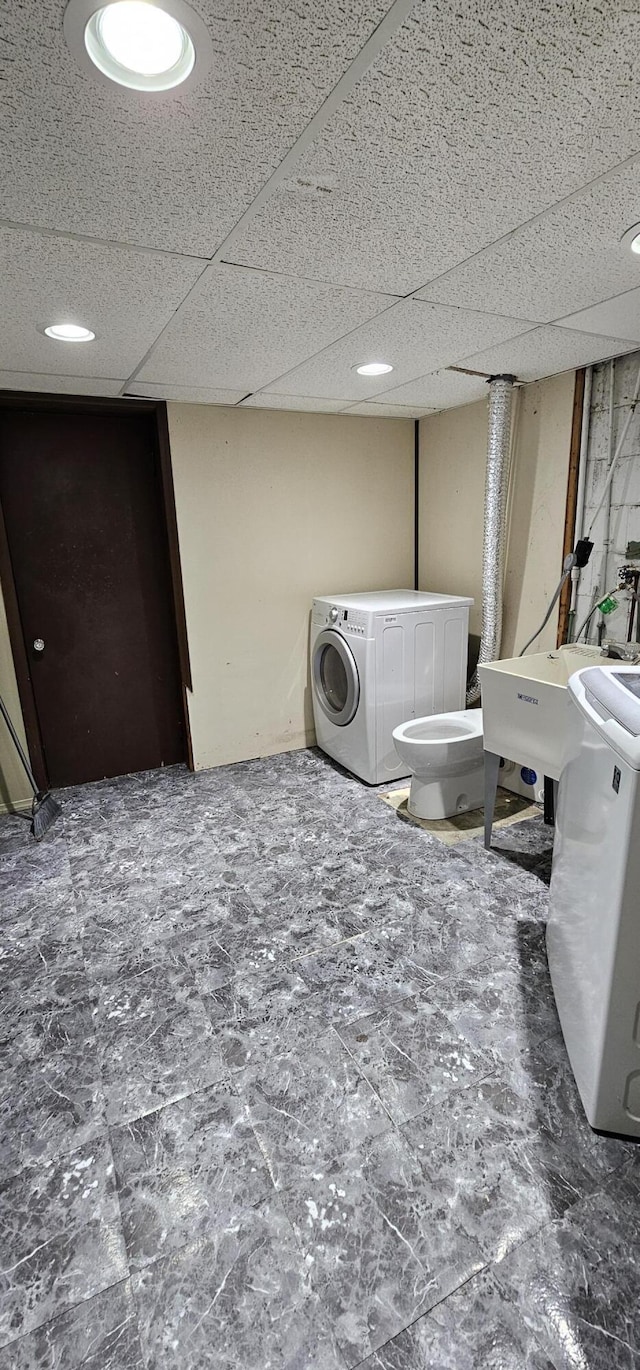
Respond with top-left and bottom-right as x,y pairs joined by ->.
518,558 -> 573,656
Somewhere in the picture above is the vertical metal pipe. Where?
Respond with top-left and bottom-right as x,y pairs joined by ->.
467,373 -> 516,703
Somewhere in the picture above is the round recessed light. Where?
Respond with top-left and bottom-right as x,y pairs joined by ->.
64,0 -> 212,94
621,222 -> 640,255
85,1 -> 194,89
45,323 -> 96,342
355,362 -> 394,377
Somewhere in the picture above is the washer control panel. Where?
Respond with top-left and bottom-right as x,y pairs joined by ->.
312,601 -> 369,634
339,608 -> 367,636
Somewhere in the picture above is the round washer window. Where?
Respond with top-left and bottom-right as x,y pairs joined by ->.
312,629 -> 359,727
320,643 -> 349,713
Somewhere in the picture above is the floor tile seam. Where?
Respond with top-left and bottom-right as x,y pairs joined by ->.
285,929 -> 371,970
262,1184 -> 354,1370
108,1074 -> 277,1199
380,1259 -> 494,1349
0,976 -> 97,1029
0,1273 -> 138,1358
0,1234 -> 130,1354
327,1022 -> 401,1131
0,1111 -> 109,1189
89,946 -> 211,1000
104,1076 -> 229,1130
489,1219 -> 640,1370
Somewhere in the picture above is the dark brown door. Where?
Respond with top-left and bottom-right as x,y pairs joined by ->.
0,405 -> 186,787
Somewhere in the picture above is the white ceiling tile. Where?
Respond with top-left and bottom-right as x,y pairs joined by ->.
460,326 -> 639,383
264,300 -> 534,401
137,263 -> 396,392
344,402 -> 429,418
556,287 -> 640,345
416,159 -> 640,321
241,394 -> 349,414
371,369 -> 491,411
0,0 -> 391,255
0,373 -> 123,397
229,2 -> 640,293
0,226 -> 204,378
126,382 -> 246,405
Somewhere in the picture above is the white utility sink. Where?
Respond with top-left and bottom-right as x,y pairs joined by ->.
479,644 -> 608,846
479,644 -> 604,782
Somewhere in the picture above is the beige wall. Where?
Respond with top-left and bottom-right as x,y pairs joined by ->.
418,371 -> 575,658
0,583 -> 32,812
168,405 -> 414,770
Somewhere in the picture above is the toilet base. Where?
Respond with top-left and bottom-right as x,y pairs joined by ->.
408,764 -> 485,821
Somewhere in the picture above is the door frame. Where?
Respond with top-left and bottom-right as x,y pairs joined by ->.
0,391 -> 193,789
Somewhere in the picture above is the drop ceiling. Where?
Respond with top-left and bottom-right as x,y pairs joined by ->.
2,0 -> 640,416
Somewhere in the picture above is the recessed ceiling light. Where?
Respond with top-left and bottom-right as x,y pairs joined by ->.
44,323 -> 96,342
355,362 -> 394,377
64,0 -> 212,94
85,1 -> 194,88
621,222 -> 640,254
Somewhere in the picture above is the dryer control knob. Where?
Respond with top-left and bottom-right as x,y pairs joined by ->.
329,607 -> 339,622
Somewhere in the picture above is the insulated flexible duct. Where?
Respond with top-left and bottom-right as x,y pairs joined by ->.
467,374 -> 515,704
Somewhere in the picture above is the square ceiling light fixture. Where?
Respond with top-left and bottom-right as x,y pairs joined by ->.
64,0 -> 213,93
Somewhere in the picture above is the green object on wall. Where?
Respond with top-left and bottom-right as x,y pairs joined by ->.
626,541 -> 640,559
598,595 -> 619,615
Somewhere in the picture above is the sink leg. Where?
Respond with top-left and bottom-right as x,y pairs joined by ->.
484,750 -> 501,849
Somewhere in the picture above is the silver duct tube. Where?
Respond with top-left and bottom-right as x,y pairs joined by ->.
467,374 -> 516,704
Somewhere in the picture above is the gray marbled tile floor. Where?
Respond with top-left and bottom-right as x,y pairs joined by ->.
1,747 -> 639,1368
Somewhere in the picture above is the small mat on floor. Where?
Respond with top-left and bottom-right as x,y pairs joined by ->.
379,785 -> 538,844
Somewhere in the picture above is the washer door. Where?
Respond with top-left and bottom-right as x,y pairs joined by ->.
313,629 -> 360,726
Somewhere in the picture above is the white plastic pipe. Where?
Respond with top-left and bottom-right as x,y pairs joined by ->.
568,366 -> 592,628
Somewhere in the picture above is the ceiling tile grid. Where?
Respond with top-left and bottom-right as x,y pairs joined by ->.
557,286 -> 640,346
415,158 -> 640,322
135,263 -> 398,392
228,1 -> 640,294
2,0 -> 640,407
125,382 -> 247,404
0,373 -> 124,397
0,0 -> 393,256
259,299 -> 535,401
343,400 -> 432,418
240,394 -> 350,413
0,226 -> 206,378
368,368 -> 491,411
459,326 -> 640,384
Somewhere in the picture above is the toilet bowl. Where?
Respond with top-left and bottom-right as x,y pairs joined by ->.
393,708 -> 484,820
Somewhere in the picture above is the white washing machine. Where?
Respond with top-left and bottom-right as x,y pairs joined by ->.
310,589 -> 472,785
547,664 -> 640,1137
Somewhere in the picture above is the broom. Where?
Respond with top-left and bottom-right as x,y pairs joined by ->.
0,693 -> 61,839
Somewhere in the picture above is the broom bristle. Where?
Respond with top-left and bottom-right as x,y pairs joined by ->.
31,791 -> 61,840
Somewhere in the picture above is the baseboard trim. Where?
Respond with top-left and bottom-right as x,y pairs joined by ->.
0,797 -> 32,817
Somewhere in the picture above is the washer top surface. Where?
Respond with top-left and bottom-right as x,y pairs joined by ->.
314,589 -> 473,613
570,665 -> 640,766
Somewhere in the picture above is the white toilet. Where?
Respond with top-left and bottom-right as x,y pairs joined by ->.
393,708 -> 484,820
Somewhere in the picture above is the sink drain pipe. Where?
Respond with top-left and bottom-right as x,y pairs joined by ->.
467,374 -> 516,705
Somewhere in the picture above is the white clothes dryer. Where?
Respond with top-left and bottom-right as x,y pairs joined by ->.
310,589 -> 472,785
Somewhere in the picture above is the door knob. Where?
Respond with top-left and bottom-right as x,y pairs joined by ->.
33,638 -> 45,652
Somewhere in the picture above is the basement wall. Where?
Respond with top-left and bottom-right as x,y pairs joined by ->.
572,351 -> 640,647
418,371 -> 576,658
167,405 -> 414,770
